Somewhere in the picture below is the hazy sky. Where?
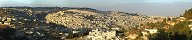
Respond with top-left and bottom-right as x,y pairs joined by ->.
1,0 -> 192,16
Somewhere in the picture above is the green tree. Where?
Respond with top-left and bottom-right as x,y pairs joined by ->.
167,21 -> 192,40
149,29 -> 169,40
183,8 -> 192,19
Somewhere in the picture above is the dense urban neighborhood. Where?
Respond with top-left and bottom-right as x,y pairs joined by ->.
0,7 -> 192,40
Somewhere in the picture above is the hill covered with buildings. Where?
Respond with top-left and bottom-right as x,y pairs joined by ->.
0,7 -> 191,40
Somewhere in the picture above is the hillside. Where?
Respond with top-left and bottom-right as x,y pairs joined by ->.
45,9 -> 164,30
0,7 -> 167,40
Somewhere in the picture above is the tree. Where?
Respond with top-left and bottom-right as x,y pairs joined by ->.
183,8 -> 192,19
167,21 -> 192,40
150,20 -> 192,40
149,29 -> 169,40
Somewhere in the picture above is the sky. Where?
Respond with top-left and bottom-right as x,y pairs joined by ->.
1,0 -> 192,16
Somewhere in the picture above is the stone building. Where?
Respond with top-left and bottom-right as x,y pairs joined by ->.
177,17 -> 186,21
86,29 -> 116,40
145,29 -> 158,34
188,23 -> 192,30
0,17 -> 12,25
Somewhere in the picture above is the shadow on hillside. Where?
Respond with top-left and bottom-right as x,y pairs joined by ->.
0,27 -> 29,40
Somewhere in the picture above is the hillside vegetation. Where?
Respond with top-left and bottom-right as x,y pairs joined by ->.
184,8 -> 192,19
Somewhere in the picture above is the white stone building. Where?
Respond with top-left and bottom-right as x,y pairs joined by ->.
0,17 -> 12,25
145,29 -> 158,34
86,29 -> 116,40
188,23 -> 192,30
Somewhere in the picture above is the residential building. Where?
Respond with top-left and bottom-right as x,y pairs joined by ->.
87,29 -> 116,40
